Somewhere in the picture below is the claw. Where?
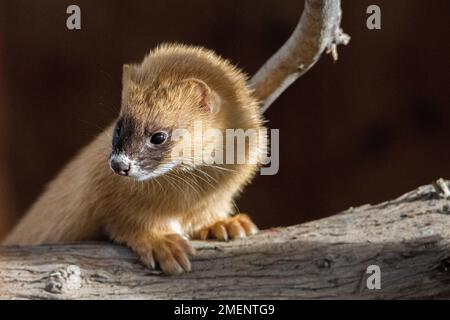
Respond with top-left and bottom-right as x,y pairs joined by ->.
193,213 -> 258,241
130,233 -> 195,275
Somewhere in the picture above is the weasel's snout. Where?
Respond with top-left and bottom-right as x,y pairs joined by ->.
110,158 -> 131,176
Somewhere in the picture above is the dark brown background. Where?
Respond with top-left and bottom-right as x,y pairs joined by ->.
0,0 -> 449,240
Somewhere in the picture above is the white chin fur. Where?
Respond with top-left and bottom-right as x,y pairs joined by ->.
129,162 -> 177,181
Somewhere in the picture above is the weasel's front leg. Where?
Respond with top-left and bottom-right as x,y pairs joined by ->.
193,214 -> 258,241
126,232 -> 196,275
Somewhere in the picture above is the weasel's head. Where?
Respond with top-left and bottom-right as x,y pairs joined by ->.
109,64 -> 221,181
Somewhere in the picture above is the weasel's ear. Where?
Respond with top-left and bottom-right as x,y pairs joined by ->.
122,64 -> 134,84
182,78 -> 220,113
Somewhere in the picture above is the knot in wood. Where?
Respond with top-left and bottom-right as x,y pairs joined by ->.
44,265 -> 82,294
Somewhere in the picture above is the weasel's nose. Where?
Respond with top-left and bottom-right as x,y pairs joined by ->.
110,159 -> 130,176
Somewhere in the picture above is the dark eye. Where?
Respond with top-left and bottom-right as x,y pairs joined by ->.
115,122 -> 122,137
150,132 -> 168,145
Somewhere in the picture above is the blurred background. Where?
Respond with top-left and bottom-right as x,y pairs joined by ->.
0,0 -> 449,241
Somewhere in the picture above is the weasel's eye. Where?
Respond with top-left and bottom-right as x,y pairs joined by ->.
115,123 -> 122,137
149,132 -> 168,145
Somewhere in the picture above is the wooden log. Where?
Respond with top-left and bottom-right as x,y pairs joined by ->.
1,181 -> 450,299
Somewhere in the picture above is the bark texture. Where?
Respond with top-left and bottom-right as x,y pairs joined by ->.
1,182 -> 450,299
250,0 -> 350,113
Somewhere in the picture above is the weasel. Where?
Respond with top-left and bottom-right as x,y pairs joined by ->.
4,44 -> 265,275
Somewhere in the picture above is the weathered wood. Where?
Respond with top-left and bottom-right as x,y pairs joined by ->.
1,182 -> 450,299
250,0 -> 350,113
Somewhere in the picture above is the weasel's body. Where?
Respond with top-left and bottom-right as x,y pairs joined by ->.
4,44 -> 265,274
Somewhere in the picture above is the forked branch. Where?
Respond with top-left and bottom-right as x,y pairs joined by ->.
250,0 -> 350,113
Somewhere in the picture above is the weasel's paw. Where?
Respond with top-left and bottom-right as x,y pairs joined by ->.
193,214 -> 258,241
132,233 -> 196,275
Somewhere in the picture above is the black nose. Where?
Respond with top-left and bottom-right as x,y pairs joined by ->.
110,159 -> 130,176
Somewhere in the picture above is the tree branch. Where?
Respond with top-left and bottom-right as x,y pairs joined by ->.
250,0 -> 350,113
1,181 -> 450,299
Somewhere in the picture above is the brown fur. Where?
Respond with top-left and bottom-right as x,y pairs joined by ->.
4,44 -> 265,275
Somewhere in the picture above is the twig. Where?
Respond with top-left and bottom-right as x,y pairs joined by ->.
249,0 -> 350,113
433,178 -> 450,199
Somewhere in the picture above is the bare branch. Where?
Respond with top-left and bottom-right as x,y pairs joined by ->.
1,181 -> 450,299
250,0 -> 350,113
